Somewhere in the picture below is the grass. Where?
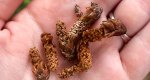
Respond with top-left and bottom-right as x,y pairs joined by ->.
15,0 -> 31,14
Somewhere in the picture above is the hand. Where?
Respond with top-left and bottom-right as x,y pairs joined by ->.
0,0 -> 149,80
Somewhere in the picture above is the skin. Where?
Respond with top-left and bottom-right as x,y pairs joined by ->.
0,0 -> 149,80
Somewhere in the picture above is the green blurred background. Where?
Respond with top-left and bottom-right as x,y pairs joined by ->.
15,0 -> 31,14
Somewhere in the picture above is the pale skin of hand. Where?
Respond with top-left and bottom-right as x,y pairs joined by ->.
0,0 -> 150,80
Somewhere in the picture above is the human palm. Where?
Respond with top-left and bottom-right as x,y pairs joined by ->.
0,0 -> 150,80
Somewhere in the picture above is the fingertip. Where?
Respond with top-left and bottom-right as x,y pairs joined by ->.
0,29 -> 11,44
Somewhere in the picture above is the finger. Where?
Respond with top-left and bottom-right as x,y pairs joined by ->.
0,0 -> 23,29
114,0 -> 150,79
13,0 -> 121,33
114,0 -> 150,37
120,21 -> 150,80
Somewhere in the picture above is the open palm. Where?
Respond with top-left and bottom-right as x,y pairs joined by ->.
0,0 -> 150,80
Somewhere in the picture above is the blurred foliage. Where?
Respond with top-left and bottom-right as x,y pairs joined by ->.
15,0 -> 31,14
